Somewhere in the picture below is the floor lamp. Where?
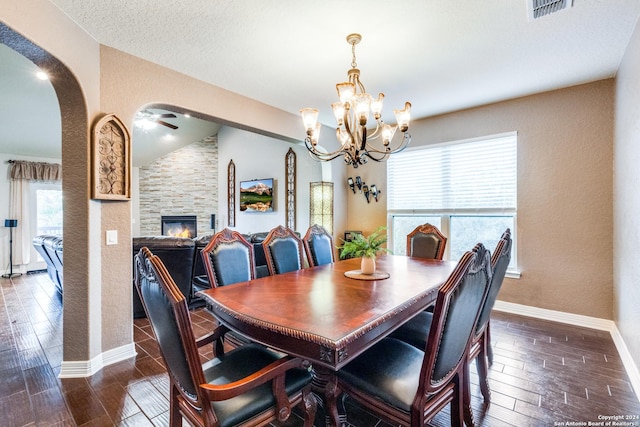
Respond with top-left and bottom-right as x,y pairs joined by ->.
2,219 -> 21,279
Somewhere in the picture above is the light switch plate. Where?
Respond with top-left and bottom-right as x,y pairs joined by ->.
106,230 -> 118,245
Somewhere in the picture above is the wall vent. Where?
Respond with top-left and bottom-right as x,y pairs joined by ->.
527,0 -> 573,20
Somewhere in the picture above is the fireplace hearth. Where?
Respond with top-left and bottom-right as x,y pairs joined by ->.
161,215 -> 197,238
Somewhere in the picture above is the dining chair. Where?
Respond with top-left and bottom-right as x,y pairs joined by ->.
328,244 -> 492,427
302,224 -> 335,267
406,223 -> 447,259
262,225 -> 306,275
134,247 -> 317,427
470,228 -> 512,404
200,228 -> 256,288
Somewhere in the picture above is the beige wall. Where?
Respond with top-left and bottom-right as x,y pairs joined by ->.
614,18 -> 640,369
348,80 -> 614,319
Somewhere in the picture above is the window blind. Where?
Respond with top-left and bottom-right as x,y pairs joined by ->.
387,133 -> 517,211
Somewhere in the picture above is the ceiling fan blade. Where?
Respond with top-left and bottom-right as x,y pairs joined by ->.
155,120 -> 178,130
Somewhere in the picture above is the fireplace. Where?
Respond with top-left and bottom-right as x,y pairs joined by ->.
161,215 -> 197,238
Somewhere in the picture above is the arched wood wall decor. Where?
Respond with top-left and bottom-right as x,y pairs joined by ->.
228,159 -> 236,227
92,113 -> 131,200
285,148 -> 297,230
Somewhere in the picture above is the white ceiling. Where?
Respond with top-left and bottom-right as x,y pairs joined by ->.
2,0 -> 640,164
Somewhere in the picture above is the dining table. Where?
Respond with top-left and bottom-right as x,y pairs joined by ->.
197,254 -> 457,425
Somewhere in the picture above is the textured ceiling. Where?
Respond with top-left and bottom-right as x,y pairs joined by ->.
2,0 -> 640,164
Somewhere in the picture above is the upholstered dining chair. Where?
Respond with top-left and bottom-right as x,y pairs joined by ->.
302,224 -> 335,267
134,247 -> 317,427
201,228 -> 256,288
328,244 -> 492,427
470,228 -> 512,404
406,223 -> 447,259
262,225 -> 306,275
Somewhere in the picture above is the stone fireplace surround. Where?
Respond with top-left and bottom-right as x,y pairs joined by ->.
138,137 -> 218,237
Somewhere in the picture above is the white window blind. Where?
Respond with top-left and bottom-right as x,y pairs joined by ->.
387,133 -> 517,211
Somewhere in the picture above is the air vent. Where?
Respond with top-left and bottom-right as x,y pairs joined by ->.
527,0 -> 573,20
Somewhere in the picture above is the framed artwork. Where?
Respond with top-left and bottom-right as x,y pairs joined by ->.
239,178 -> 274,212
344,230 -> 363,242
285,147 -> 296,230
92,113 -> 131,200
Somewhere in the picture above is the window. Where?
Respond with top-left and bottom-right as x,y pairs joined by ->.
387,132 -> 517,271
28,182 -> 62,271
36,187 -> 63,235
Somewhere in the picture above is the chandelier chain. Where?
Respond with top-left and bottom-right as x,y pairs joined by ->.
351,41 -> 357,69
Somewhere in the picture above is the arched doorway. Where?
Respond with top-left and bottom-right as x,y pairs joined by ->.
1,23 -> 95,365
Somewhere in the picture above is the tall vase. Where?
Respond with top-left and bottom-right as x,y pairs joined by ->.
361,256 -> 376,275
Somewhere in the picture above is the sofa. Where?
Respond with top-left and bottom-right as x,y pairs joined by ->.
32,235 -> 63,295
132,236 -> 198,318
133,232 -> 272,318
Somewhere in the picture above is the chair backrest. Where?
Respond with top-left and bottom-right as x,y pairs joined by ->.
201,228 -> 256,288
420,243 -> 492,390
302,224 -> 335,267
263,225 -> 306,275
406,223 -> 447,259
475,228 -> 512,335
134,247 -> 206,409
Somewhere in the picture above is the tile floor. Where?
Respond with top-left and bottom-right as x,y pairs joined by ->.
1,272 -> 639,426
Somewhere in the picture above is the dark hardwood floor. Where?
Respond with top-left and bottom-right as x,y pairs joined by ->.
1,272 -> 639,426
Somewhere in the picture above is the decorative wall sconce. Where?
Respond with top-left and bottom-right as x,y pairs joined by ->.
363,184 -> 370,203
370,184 -> 380,202
347,177 -> 355,193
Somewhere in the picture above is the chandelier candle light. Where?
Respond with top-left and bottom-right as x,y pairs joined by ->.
300,33 -> 412,168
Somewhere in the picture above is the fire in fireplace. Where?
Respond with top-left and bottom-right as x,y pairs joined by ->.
161,215 -> 197,238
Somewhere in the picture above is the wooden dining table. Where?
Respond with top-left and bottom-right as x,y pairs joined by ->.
197,254 -> 457,425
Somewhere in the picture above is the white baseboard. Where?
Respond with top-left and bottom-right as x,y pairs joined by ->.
58,343 -> 137,378
494,300 -> 640,402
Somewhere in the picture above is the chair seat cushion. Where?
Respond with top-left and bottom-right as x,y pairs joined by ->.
337,337 -> 424,412
203,343 -> 312,427
389,311 -> 433,351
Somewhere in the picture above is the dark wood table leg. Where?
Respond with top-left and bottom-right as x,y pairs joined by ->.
311,366 -> 346,426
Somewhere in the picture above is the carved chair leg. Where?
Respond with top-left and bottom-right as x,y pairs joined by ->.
169,384 -> 183,427
486,321 -> 494,365
476,329 -> 492,404
476,351 -> 491,404
461,364 -> 475,427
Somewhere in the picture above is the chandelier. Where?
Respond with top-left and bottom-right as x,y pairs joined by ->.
300,33 -> 411,168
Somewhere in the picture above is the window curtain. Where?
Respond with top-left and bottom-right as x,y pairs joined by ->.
9,161 -> 62,268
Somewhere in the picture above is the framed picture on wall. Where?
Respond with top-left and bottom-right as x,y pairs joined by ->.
91,113 -> 131,200
239,178 -> 274,212
344,230 -> 363,242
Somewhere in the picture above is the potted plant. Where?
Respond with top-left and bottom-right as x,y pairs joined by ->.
339,226 -> 391,274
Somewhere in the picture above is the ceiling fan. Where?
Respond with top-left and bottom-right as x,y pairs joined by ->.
135,109 -> 178,130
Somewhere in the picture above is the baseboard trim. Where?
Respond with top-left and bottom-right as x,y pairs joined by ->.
494,300 -> 640,402
58,343 -> 137,378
